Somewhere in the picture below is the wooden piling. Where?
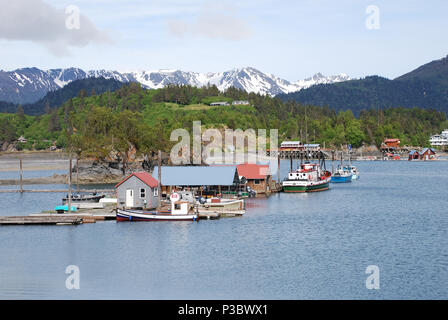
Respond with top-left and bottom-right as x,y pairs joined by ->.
19,158 -> 23,193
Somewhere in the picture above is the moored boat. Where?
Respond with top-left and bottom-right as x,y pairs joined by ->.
331,166 -> 353,183
282,162 -> 332,193
63,193 -> 105,203
343,165 -> 360,180
116,193 -> 198,222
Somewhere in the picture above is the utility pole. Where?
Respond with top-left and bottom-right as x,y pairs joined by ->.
157,150 -> 162,210
68,153 -> 72,213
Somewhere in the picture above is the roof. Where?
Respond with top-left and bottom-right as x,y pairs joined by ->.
304,144 -> 320,147
115,171 -> 158,189
419,148 -> 436,155
152,166 -> 238,186
384,139 -> 400,143
409,150 -> 418,155
237,163 -> 270,179
281,141 -> 301,145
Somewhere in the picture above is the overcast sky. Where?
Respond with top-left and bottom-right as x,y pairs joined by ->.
0,0 -> 447,81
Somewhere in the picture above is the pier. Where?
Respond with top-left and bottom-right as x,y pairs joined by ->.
0,211 -> 116,225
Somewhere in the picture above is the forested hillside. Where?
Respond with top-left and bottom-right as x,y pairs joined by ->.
1,83 -> 446,158
278,55 -> 448,115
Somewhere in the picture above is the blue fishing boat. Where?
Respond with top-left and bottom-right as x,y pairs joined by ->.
331,166 -> 353,183
331,151 -> 352,183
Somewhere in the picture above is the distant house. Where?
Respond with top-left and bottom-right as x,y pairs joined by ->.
232,100 -> 249,106
280,141 -> 302,151
237,163 -> 272,195
115,172 -> 159,209
382,139 -> 401,151
210,101 -> 229,106
304,143 -> 320,151
17,136 -> 27,143
408,148 -> 436,161
430,129 -> 448,146
419,148 -> 436,160
408,150 -> 419,160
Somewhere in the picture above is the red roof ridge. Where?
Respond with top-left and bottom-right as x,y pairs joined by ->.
115,171 -> 158,189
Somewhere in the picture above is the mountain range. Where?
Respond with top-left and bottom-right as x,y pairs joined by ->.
278,55 -> 448,115
0,67 -> 350,104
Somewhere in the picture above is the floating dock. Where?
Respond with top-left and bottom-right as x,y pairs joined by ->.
0,216 -> 83,225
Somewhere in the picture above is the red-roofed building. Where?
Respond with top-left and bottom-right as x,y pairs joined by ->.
115,172 -> 159,209
237,163 -> 272,195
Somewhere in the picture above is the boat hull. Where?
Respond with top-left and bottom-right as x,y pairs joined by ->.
331,175 -> 352,183
283,181 -> 330,193
116,209 -> 198,221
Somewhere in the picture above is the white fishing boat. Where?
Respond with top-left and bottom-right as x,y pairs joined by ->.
116,193 -> 198,222
282,162 -> 332,192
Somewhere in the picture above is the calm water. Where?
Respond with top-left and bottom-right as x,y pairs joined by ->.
0,161 -> 447,299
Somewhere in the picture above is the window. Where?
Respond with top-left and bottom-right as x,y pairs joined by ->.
153,188 -> 159,196
140,188 -> 146,199
254,179 -> 260,185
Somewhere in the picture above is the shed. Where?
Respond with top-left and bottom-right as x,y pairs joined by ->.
115,172 -> 159,209
408,150 -> 419,161
419,148 -> 436,160
236,163 -> 272,195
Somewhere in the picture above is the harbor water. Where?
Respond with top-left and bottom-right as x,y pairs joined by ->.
0,160 -> 447,299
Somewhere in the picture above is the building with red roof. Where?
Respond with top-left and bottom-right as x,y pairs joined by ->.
115,172 -> 159,209
236,163 -> 272,195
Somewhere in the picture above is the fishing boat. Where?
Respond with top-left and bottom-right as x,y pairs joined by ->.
282,162 -> 332,193
345,149 -> 360,180
116,193 -> 198,221
343,165 -> 360,180
331,151 -> 353,183
331,166 -> 353,183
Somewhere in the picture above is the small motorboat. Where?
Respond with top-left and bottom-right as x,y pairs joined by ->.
343,165 -> 360,180
55,205 -> 77,214
62,193 -> 105,203
116,194 -> 198,222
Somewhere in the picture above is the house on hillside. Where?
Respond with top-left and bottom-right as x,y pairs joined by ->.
232,100 -> 249,105
210,101 -> 229,106
115,172 -> 159,209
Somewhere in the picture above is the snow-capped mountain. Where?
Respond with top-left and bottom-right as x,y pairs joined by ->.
0,67 -> 350,104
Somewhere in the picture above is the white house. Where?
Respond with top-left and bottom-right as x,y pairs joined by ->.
430,129 -> 448,146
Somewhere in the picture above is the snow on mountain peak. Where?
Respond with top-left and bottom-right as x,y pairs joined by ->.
0,66 -> 351,104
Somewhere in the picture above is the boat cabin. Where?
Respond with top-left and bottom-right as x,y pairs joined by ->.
115,172 -> 159,209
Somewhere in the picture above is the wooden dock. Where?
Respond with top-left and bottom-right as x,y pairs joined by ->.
0,216 -> 83,225
0,211 -> 116,225
0,189 -> 114,193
